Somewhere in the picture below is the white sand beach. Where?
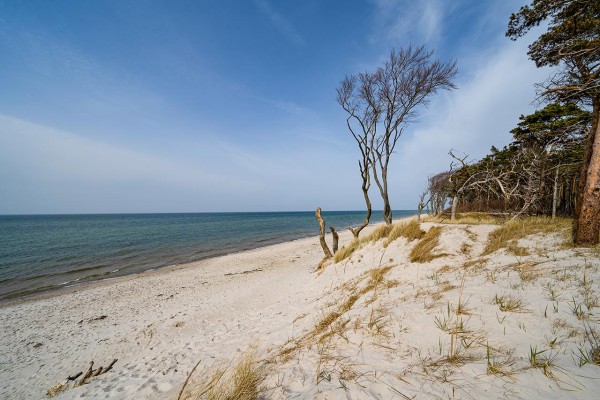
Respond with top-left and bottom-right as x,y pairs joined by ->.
1,217 -> 600,399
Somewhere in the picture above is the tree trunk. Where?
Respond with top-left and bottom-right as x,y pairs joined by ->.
382,200 -> 392,225
552,166 -> 559,220
451,195 -> 458,221
574,98 -> 600,245
329,226 -> 339,254
371,161 -> 392,225
538,151 -> 548,213
315,208 -> 332,258
382,168 -> 392,224
417,192 -> 427,222
350,170 -> 372,238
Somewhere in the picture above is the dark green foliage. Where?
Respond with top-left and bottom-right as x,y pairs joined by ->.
511,103 -> 590,148
506,0 -> 600,67
506,0 -> 600,245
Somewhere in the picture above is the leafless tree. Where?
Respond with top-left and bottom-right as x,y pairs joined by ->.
427,172 -> 452,215
337,75 -> 377,238
338,45 -> 457,225
417,188 -> 429,221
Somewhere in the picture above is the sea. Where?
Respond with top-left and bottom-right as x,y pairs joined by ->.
0,211 -> 417,301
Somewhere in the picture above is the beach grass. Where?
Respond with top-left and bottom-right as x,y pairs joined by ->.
384,220 -> 425,247
425,212 -> 503,225
334,219 -> 420,263
483,216 -> 571,255
409,226 -> 445,263
180,351 -> 266,400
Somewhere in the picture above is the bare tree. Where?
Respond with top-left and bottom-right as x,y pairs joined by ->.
337,75 -> 377,238
417,188 -> 429,221
427,172 -> 452,215
448,150 -> 470,221
338,45 -> 457,225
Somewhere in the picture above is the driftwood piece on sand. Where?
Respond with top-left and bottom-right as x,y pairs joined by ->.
67,372 -> 82,381
224,268 -> 263,276
329,226 -> 339,254
315,208 -> 332,258
75,359 -> 118,387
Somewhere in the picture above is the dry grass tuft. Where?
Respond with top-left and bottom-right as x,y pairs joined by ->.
494,294 -> 527,313
279,264 -> 396,361
313,311 -> 343,337
334,224 -> 393,263
340,294 -> 361,314
410,226 -> 446,263
180,351 -> 266,400
425,212 -> 503,225
483,216 -> 571,255
506,261 -> 542,283
462,258 -> 486,271
334,239 -> 360,263
384,220 -> 425,247
334,220 -> 424,262
363,224 -> 394,243
368,266 -> 393,287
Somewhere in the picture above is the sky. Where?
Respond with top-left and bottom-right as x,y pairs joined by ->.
0,0 -> 552,214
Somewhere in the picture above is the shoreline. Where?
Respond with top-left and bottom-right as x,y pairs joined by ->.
0,210 -> 412,307
0,228 -> 344,308
1,219 -> 384,399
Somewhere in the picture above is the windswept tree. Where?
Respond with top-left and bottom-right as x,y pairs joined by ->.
507,0 -> 600,245
424,102 -> 589,219
338,45 -> 457,225
337,75 -> 376,238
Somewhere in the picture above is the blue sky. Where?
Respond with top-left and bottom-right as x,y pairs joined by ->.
0,0 -> 550,214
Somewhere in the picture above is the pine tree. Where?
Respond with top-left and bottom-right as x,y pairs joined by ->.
507,0 -> 600,244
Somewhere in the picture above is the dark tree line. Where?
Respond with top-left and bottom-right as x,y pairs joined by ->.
426,103 -> 591,220
423,0 -> 599,245
507,0 -> 600,244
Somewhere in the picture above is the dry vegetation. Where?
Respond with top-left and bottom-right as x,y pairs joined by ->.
179,351 -> 266,400
483,216 -> 571,255
424,212 -> 503,225
384,220 -> 425,247
409,226 -> 445,263
179,215 -> 600,399
334,220 -> 420,263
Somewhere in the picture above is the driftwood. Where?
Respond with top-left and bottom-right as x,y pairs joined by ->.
329,226 -> 339,254
67,372 -> 82,381
315,208 -> 332,258
224,268 -> 263,276
75,359 -> 118,387
48,359 -> 118,397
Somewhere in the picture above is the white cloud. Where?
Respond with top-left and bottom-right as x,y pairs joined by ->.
386,38 -> 552,208
0,116 -> 275,213
370,0 -> 444,45
0,115 -> 363,214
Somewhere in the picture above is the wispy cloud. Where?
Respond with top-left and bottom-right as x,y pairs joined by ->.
387,38 -> 551,207
0,115 -> 352,213
0,116 -> 266,213
254,0 -> 306,46
250,95 -> 313,116
370,0 -> 444,45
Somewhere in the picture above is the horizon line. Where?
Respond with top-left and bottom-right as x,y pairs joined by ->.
0,209 -> 418,217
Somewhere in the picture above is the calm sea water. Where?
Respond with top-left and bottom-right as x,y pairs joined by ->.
0,211 -> 416,300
